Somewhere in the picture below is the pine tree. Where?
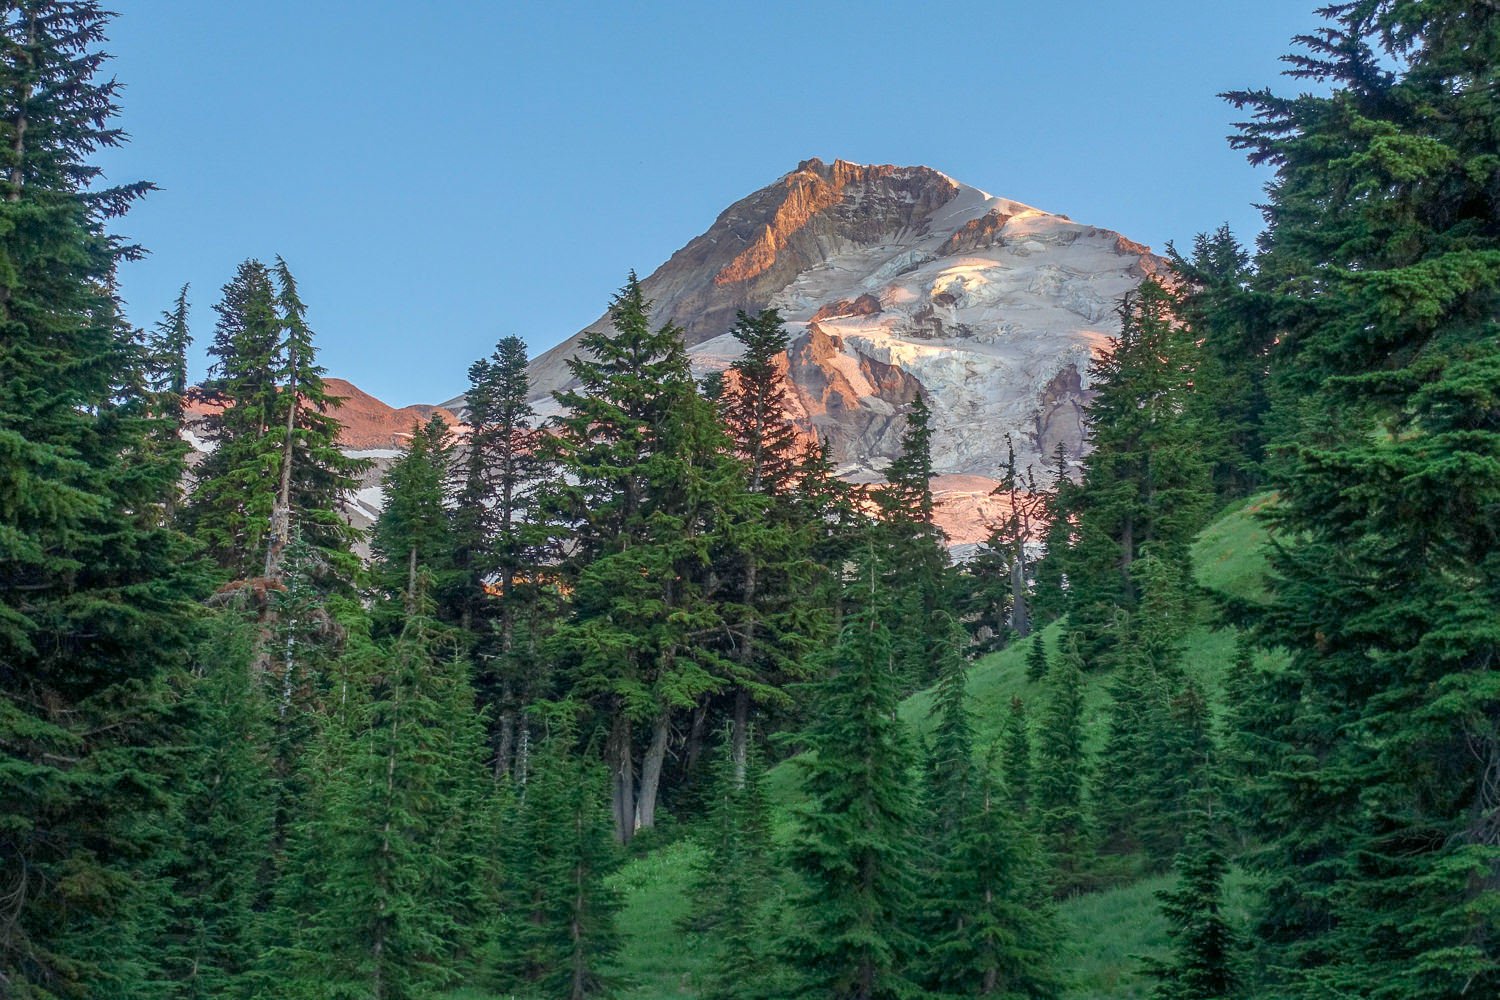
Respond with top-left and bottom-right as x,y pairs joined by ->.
452,335 -> 550,778
261,256 -> 365,581
1166,226 -> 1270,502
875,393 -> 950,691
143,284 -> 193,520
0,5 -> 209,994
1002,696 -> 1032,815
185,260 -> 282,573
494,722 -> 622,999
713,307 -> 824,778
1025,632 -> 1049,683
1143,810 -> 1242,1000
370,413 -> 458,632
1225,6 -> 1500,995
544,273 -> 737,842
1032,634 -> 1091,895
782,589 -> 922,1000
186,259 -> 365,583
158,612 -> 274,1000
682,726 -> 777,1000
267,598 -> 488,1000
1064,279 -> 1214,663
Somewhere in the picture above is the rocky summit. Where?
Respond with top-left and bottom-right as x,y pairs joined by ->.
524,157 -> 1165,527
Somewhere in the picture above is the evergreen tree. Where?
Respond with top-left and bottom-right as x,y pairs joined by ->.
1064,279 -> 1214,663
1143,810 -> 1242,1000
143,284 -> 193,520
267,598 -> 488,1000
782,590 -> 922,1000
0,5 -> 209,994
370,414 -> 458,631
186,259 -> 365,583
1032,634 -> 1091,895
494,723 -> 622,999
682,726 -> 778,1000
185,260 -> 282,573
261,256 -> 365,581
874,393 -> 950,690
544,274 -> 737,842
1166,225 -> 1270,502
1002,696 -> 1032,815
1226,6 -> 1500,994
452,335 -> 550,778
158,612 -> 273,1000
713,307 -> 824,778
1025,632 -> 1049,683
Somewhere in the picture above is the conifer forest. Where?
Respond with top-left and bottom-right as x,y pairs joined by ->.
2,3 -> 1498,999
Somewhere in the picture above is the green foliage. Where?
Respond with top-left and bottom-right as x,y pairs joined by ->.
1059,279 -> 1214,663
1142,812 -> 1243,1000
1222,5 -> 1500,995
782,596 -> 922,1000
493,725 -> 623,999
874,393 -> 952,691
371,414 -> 459,631
157,612 -> 274,1000
265,604 -> 489,1000
186,258 -> 365,583
1033,634 -> 1092,895
0,5 -> 209,994
544,273 -> 743,842
681,727 -> 778,1000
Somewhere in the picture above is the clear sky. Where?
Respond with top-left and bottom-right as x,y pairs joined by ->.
96,1 -> 1326,406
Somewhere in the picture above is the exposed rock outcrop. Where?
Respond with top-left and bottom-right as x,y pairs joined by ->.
525,158 -> 1166,490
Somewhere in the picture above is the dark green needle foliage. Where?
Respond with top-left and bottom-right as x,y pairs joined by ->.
1032,634 -> 1092,895
494,722 -> 623,1000
782,585 -> 923,1000
682,726 -> 779,1000
1143,810 -> 1242,1000
1223,4 -> 1500,995
0,4 -> 208,995
267,600 -> 488,1000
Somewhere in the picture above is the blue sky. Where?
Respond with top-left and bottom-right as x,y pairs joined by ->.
97,1 -> 1325,405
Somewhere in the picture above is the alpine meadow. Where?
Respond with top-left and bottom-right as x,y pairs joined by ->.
2,3 -> 1498,1000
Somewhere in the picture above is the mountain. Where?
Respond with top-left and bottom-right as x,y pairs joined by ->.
183,378 -> 461,532
523,157 -> 1165,537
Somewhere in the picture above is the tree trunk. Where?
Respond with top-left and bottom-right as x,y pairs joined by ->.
607,712 -> 634,845
732,688 -> 751,785
636,710 -> 672,833
264,338 -> 300,580
1009,553 -> 1030,638
683,699 -> 709,782
495,701 -> 515,782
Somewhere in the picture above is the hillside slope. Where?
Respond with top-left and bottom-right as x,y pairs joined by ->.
451,496 -> 1276,1000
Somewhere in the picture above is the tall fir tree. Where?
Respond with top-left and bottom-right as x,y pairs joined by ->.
782,582 -> 922,1000
265,597 -> 488,1000
452,335 -> 550,778
1225,6 -> 1500,996
186,259 -> 365,583
369,414 -> 458,632
544,274 -> 737,842
713,306 -> 824,777
681,725 -> 778,1000
493,722 -> 622,999
157,612 -> 273,1000
1062,278 -> 1214,663
875,393 -> 951,691
0,5 -> 209,995
1032,634 -> 1092,895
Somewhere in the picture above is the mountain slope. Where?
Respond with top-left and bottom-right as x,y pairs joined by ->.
524,157 -> 1165,489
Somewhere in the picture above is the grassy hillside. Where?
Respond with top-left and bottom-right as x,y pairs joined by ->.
461,497 -> 1276,999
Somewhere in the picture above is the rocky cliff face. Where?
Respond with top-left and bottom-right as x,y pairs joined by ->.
526,158 -> 1164,492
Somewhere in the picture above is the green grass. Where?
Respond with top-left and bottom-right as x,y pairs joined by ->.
457,498 -> 1278,999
